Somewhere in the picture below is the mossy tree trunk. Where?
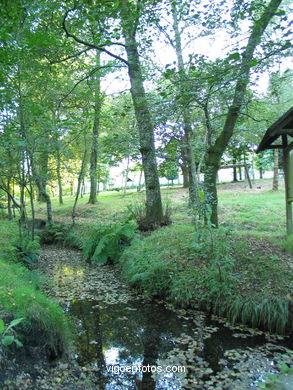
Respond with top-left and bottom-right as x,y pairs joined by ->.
88,52 -> 102,205
204,0 -> 282,227
56,150 -> 63,205
171,3 -> 198,205
120,0 -> 163,225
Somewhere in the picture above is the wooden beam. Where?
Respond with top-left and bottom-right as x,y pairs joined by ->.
283,147 -> 293,236
285,141 -> 293,154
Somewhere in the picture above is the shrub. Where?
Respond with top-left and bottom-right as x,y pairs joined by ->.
83,221 -> 137,264
14,235 -> 40,266
126,200 -> 172,231
40,223 -> 70,245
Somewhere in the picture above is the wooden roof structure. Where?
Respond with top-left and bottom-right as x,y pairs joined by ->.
257,106 -> 293,235
257,106 -> 293,153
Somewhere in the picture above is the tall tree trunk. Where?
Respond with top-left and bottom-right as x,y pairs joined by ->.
259,167 -> 263,179
273,149 -> 279,190
57,151 -> 63,205
181,164 -> 189,188
123,154 -> 130,193
26,157 -> 35,240
7,177 -> 12,220
232,158 -> 238,182
171,3 -> 198,205
32,164 -> 53,224
88,52 -> 101,204
72,149 -> 88,225
120,0 -> 163,226
37,152 -> 49,203
204,0 -> 282,226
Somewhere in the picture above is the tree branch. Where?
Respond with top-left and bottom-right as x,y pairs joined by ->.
62,7 -> 129,66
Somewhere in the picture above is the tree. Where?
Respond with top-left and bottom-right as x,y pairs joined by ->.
203,0 -> 285,226
62,0 -> 164,226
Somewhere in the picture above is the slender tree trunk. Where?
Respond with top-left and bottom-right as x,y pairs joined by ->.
171,3 -> 198,205
203,0 -> 282,226
27,157 -> 35,240
88,52 -> 101,204
37,152 -> 49,203
57,151 -> 63,205
7,177 -> 12,219
12,179 -> 16,218
232,158 -> 238,182
30,154 -> 53,224
273,149 -> 279,190
259,167 -> 263,179
72,149 -> 88,225
123,154 -> 130,193
120,0 -> 163,226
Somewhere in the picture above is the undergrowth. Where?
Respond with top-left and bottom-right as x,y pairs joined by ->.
0,220 -> 72,356
119,223 -> 292,333
83,221 -> 137,264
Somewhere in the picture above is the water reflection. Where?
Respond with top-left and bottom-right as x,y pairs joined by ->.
69,300 -> 293,390
69,300 -> 192,389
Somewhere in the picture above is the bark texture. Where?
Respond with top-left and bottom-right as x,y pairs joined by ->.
120,0 -> 163,225
88,52 -> 102,204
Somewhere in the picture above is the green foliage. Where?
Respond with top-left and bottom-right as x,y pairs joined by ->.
120,222 -> 290,333
127,200 -> 173,231
283,235 -> 293,253
14,235 -> 40,266
83,221 -> 137,264
0,318 -> 24,348
63,230 -> 83,250
40,223 -> 70,245
0,220 -> 72,355
257,361 -> 293,388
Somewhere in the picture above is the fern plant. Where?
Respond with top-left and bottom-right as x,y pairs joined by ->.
14,235 -> 40,266
0,317 -> 24,348
83,221 -> 137,265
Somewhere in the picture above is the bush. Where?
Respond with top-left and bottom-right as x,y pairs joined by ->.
83,221 -> 137,264
14,235 -> 40,267
126,200 -> 172,231
40,223 -> 70,245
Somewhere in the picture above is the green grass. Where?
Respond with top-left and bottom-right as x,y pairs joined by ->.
119,222 -> 292,333
219,189 -> 286,237
0,220 -> 72,355
10,179 -> 292,333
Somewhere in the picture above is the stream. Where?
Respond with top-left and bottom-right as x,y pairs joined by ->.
7,247 -> 293,390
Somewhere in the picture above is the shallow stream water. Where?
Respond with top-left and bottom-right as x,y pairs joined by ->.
11,246 -> 288,390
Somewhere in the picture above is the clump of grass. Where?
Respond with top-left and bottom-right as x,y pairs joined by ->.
126,200 -> 173,231
119,223 -> 291,333
0,220 -> 72,356
283,235 -> 293,253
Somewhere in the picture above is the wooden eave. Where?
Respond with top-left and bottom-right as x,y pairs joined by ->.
256,106 -> 293,153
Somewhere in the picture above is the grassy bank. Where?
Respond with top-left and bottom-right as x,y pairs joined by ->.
118,223 -> 292,333
24,180 -> 293,333
0,220 -> 72,356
